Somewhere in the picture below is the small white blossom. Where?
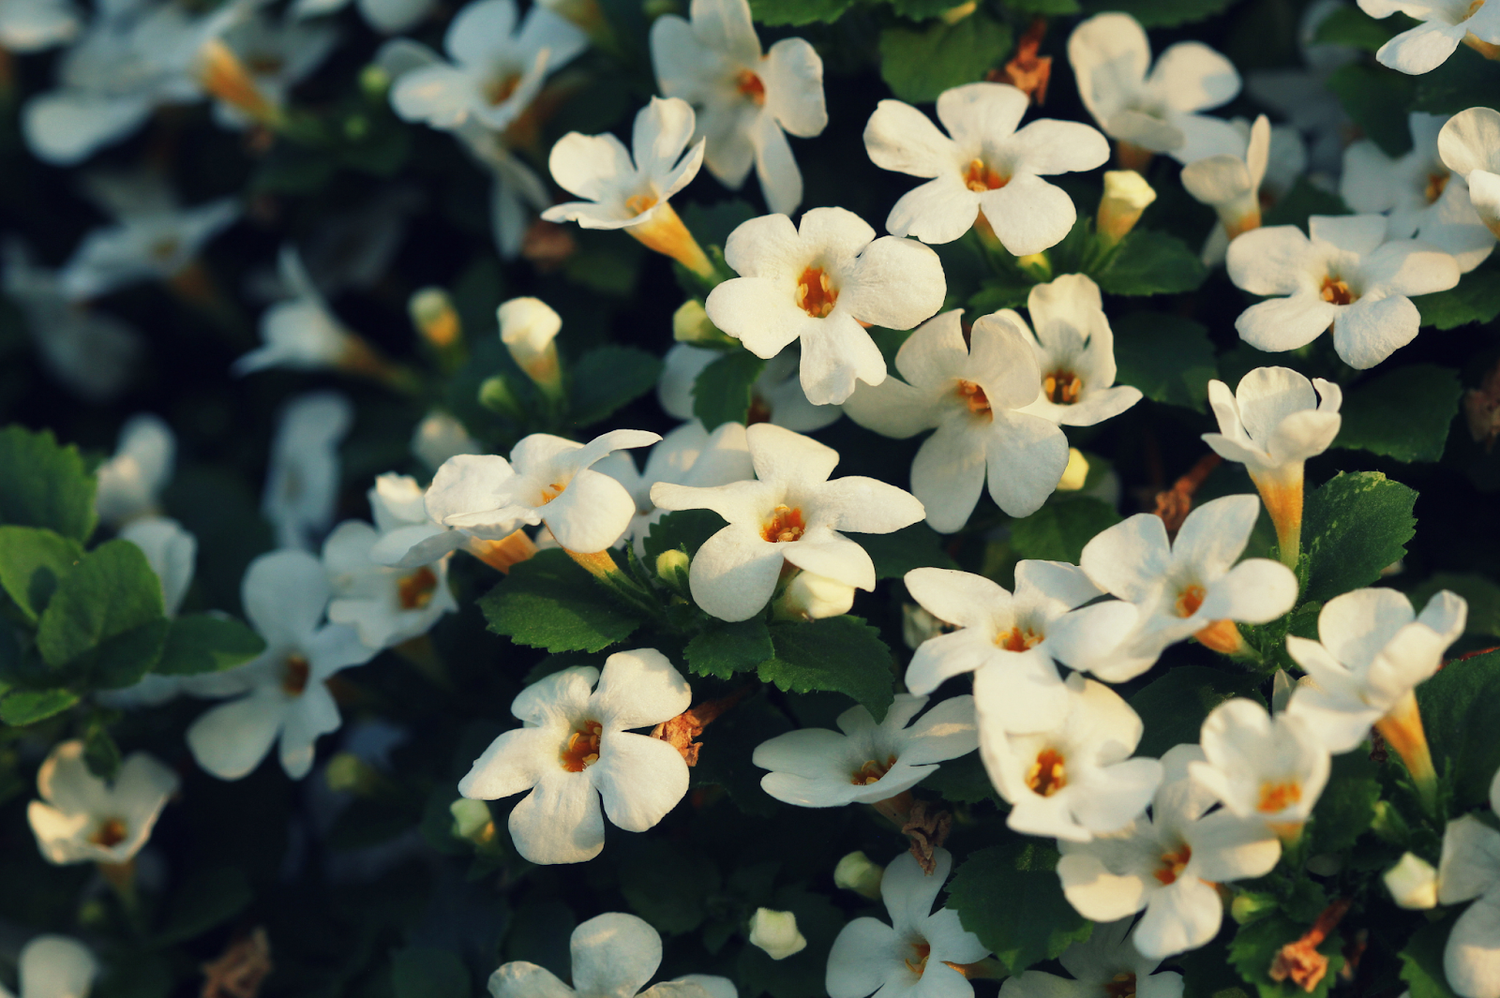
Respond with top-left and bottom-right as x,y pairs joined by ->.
292,0 -> 433,35
60,193 -> 239,301
1436,768 -> 1500,998
598,421 -> 753,554
96,413 -> 174,528
498,296 -> 563,390
235,247 -> 360,375
323,516 -> 458,651
1182,114 -> 1271,255
778,570 -> 855,620
1440,106 -> 1500,241
1009,275 -> 1143,428
411,411 -> 480,471
263,391 -> 354,551
1189,698 -> 1331,837
1358,0 -> 1500,74
210,12 -> 337,129
0,936 -> 98,998
27,740 -> 179,866
999,918 -> 1184,998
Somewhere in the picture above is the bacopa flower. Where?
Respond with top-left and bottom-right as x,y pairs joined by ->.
1357,0 -> 1500,75
1182,113 -> 1270,245
825,849 -> 990,998
862,82 -> 1108,255
1226,214 -> 1460,370
650,423 -> 924,622
458,649 -> 692,865
704,208 -> 946,406
27,740 -> 179,867
1188,698 -> 1331,840
323,516 -> 458,652
0,936 -> 98,998
999,918 -> 1184,998
235,247 -> 367,376
752,693 -> 977,807
59,195 -> 240,301
0,0 -> 78,52
95,413 -> 175,528
1440,106 -> 1500,240
1436,768 -> 1500,998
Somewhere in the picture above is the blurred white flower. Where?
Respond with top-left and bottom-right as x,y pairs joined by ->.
411,411 -> 480,471
323,514 -> 458,651
209,11 -> 337,129
119,517 -> 195,618
0,936 -> 98,998
293,0 -> 433,35
235,247 -> 362,376
1189,698 -> 1331,838
0,0 -> 78,51
263,391 -> 353,551
1358,0 -> 1500,74
1182,114 -> 1270,255
27,740 -> 179,866
96,413 -> 174,528
498,296 -> 563,393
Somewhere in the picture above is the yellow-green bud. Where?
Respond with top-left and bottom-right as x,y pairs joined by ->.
672,300 -> 735,346
1384,852 -> 1438,909
359,64 -> 391,100
479,375 -> 523,419
325,752 -> 381,795
748,908 -> 807,961
1056,448 -> 1089,491
410,287 -> 461,348
833,851 -> 883,899
1097,170 -> 1156,247
1230,892 -> 1276,924
450,798 -> 495,844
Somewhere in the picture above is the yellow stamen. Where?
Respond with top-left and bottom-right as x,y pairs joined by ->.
795,267 -> 839,318
561,721 -> 603,772
1026,748 -> 1066,796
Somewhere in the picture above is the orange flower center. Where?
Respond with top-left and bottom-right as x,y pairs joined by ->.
1105,973 -> 1138,998
1258,780 -> 1302,813
485,72 -> 521,106
625,193 -> 658,215
905,941 -> 932,975
955,379 -> 991,415
1044,371 -> 1081,405
963,158 -> 1008,193
89,817 -> 129,848
851,755 -> 898,785
1320,275 -> 1356,305
282,654 -> 311,696
1426,170 -> 1451,203
561,720 -> 603,772
539,481 -> 567,504
1175,584 -> 1206,618
1026,748 -> 1067,796
795,267 -> 839,318
762,505 -> 806,543
397,567 -> 439,610
1153,844 -> 1192,885
995,626 -> 1042,651
736,69 -> 766,105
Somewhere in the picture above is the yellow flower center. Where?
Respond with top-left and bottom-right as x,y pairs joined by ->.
963,158 -> 1008,193
955,379 -> 991,415
762,505 -> 806,543
397,567 -> 439,610
485,72 -> 521,106
1154,844 -> 1192,885
561,721 -> 604,772
1175,584 -> 1206,618
795,267 -> 839,318
89,817 -> 129,848
1320,275 -> 1357,305
1258,780 -> 1302,812
1105,973 -> 1138,998
1044,370 -> 1082,405
625,193 -> 658,215
851,755 -> 898,785
736,69 -> 766,105
1426,170 -> 1451,203
1026,748 -> 1067,796
994,626 -> 1042,651
282,654 -> 311,696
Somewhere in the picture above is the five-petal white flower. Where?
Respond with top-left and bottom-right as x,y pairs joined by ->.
1189,698 -> 1331,838
1440,106 -> 1500,241
27,740 -> 179,867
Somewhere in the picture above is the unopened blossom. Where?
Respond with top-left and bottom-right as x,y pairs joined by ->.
777,569 -> 855,620
187,550 -> 376,780
1385,852 -> 1439,909
60,194 -> 240,301
1183,114 -> 1270,244
411,411 -> 480,471
749,909 -> 807,961
96,413 -> 175,527
1096,170 -> 1156,247
426,429 -> 660,554
1067,12 -> 1242,167
1440,107 -> 1500,240
1008,275 -> 1143,428
657,344 -> 842,432
323,516 -> 458,651
705,208 -> 945,406
999,918 -> 1183,998
599,421 -> 753,553
650,0 -> 827,216
544,97 -> 713,276
843,309 -> 1067,529
753,694 -> 977,808
835,851 -> 884,898
490,911 -> 734,998
388,0 -> 587,133
262,392 -> 353,551
1436,768 -> 1500,998
983,673 -> 1162,843
27,740 -> 179,866
1226,214 -> 1461,369
1078,495 -> 1298,681
0,936 -> 98,998
498,296 -> 563,394
0,0 -> 78,51
235,247 -> 367,376
650,423 -> 924,622
826,849 -> 989,998
1202,367 -> 1342,565
459,650 -> 692,865
1057,745 -> 1281,960
863,82 -> 1108,254
1344,112 -> 1496,272
1189,698 -> 1331,839
1358,0 -> 1500,74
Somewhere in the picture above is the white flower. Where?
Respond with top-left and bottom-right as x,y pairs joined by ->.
458,649 -> 692,865
235,246 -> 359,375
599,421 -> 753,554
1436,768 -> 1500,998
411,411 -> 480,471
999,918 -> 1183,998
425,429 -> 660,554
650,423 -> 925,622
1343,112 -> 1496,273
490,911 -> 734,998
0,0 -> 78,51
778,570 -> 855,620
842,309 -> 1067,529
0,936 -> 98,998
982,673 -> 1162,843
498,296 -> 563,390
1057,745 -> 1281,960
95,413 -> 175,528
825,848 -> 989,998
1008,275 -> 1143,428
1182,114 -> 1270,247
388,0 -> 586,133
1358,0 -> 1500,74
1226,214 -> 1461,369
1385,852 -> 1439,909
864,82 -> 1108,254
650,0 -> 827,216
752,693 -> 977,807
1440,106 -> 1500,240
323,516 -> 458,651
1284,587 -> 1466,752
120,517 -> 195,618
749,909 -> 807,961
1077,495 -> 1299,681
186,550 -> 376,780
27,740 -> 179,866
262,391 -> 354,551
657,344 -> 842,432
705,208 -> 946,406
1067,12 -> 1242,164
1188,698 -> 1331,836
60,195 -> 240,301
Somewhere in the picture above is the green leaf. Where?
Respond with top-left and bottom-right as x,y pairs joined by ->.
887,0 -> 971,17
643,509 -> 728,564
0,688 -> 79,726
1400,913 -> 1461,998
1010,498 -> 1122,564
1006,0 -> 1080,12
1311,4 -> 1396,51
1413,48 -> 1500,115
1325,63 -> 1415,158
156,868 -> 255,944
1229,914 -> 1344,998
35,540 -> 167,688
851,523 -> 959,580
1413,255 -> 1500,329
1417,648 -> 1500,810
1130,666 -> 1266,759
83,721 -> 121,780
945,840 -> 1092,974
968,277 -> 1035,313
1309,751 -> 1380,854
391,948 -> 470,998
618,838 -> 721,935
1336,364 -> 1461,463
1080,0 -> 1235,26
1178,938 -> 1255,998
567,346 -> 663,428
749,0 -> 854,24
923,752 -> 996,804
1112,313 -> 1216,411
0,526 -> 83,623
1301,472 -> 1417,603
878,14 -> 1014,104
1408,572 -> 1500,637
479,550 -> 641,653
0,426 -> 97,543
693,349 -> 765,431
1093,230 -> 1207,296
1261,178 -> 1350,231
760,616 -> 894,720
154,614 -> 267,676
686,620 -> 774,679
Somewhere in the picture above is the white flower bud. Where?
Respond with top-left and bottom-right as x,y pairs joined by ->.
780,571 -> 855,621
833,851 -> 883,899
1097,170 -> 1156,246
450,798 -> 495,843
410,287 -> 460,348
498,297 -> 562,392
1384,852 -> 1438,909
1056,448 -> 1089,491
411,411 -> 479,471
748,908 -> 806,961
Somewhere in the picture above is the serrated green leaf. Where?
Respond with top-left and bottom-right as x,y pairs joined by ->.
154,614 -> 267,676
36,540 -> 167,688
851,523 -> 959,580
1228,914 -> 1344,998
0,426 -> 97,543
1326,63 -> 1416,158
0,688 -> 80,726
1113,313 -> 1216,411
1310,751 -> 1379,854
391,948 -> 470,998
693,349 -> 765,431
1130,666 -> 1267,759
879,14 -> 1013,103
1011,498 -> 1122,564
478,549 -> 641,653
568,346 -> 663,428
1337,364 -> 1461,463
1093,230 -> 1207,296
945,840 -> 1092,973
1080,0 -> 1235,26
1301,472 -> 1417,603
1417,648 -> 1500,811
1401,913 -> 1461,998
1414,255 -> 1500,330
0,526 -> 83,623
1311,4 -> 1396,51
686,620 -> 773,679
760,616 -> 894,720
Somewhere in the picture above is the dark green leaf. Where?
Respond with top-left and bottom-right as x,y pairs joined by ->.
1093,230 -> 1207,296
1178,938 -> 1255,998
1080,0 -> 1236,26
155,614 -> 267,675
1337,364 -> 1461,463
923,752 -> 996,804
760,616 -> 894,720
1413,47 -> 1500,115
1229,914 -> 1344,998
36,540 -> 167,688
694,349 -> 766,431
1310,751 -> 1380,854
92,953 -> 174,998
887,0 -> 972,17
686,620 -> 774,679
156,868 -> 255,944
851,523 -> 959,580
1401,913 -> 1461,998
1417,648 -> 1500,811
1301,472 -> 1417,603
84,722 -> 121,780
1414,255 -> 1500,329
1006,0 -> 1081,11
568,346 -> 663,428
1010,498 -> 1122,564
968,278 -> 1035,313
1113,313 -> 1217,411
0,426 -> 97,543
879,14 -> 1014,104
0,526 -> 83,623
945,840 -> 1092,973
391,948 -> 470,998
681,199 -> 757,249
1130,665 -> 1266,759
1311,4 -> 1396,51
0,688 -> 79,726
1261,179 -> 1350,230
1325,63 -> 1416,158
693,690 -> 793,817
643,509 -> 728,564
1409,572 -> 1500,637
479,549 -> 641,653
618,838 -> 721,935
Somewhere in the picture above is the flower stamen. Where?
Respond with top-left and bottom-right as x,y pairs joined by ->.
397,567 -> 439,610
1026,748 -> 1066,796
561,720 -> 604,772
736,69 -> 766,105
1043,371 -> 1082,405
1104,973 -> 1138,998
625,193 -> 658,216
851,754 -> 898,785
1258,779 -> 1302,813
1320,275 -> 1356,305
762,505 -> 806,543
282,654 -> 311,696
89,817 -> 129,848
963,158 -> 1007,193
955,379 -> 991,415
1175,584 -> 1206,618
1153,844 -> 1192,885
1425,170 -> 1450,203
795,267 -> 839,318
994,626 -> 1042,651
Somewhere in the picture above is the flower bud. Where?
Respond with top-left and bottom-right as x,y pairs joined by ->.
672,299 -> 734,346
656,549 -> 690,593
479,375 -> 524,419
325,753 -> 382,795
411,411 -> 479,471
777,571 -> 855,621
499,297 -> 563,395
1230,892 -> 1277,924
1056,448 -> 1089,491
410,287 -> 460,349
1384,852 -> 1438,909
199,39 -> 279,125
1097,170 -> 1156,247
748,908 -> 806,961
359,63 -> 391,100
450,798 -> 496,845
833,851 -> 883,899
